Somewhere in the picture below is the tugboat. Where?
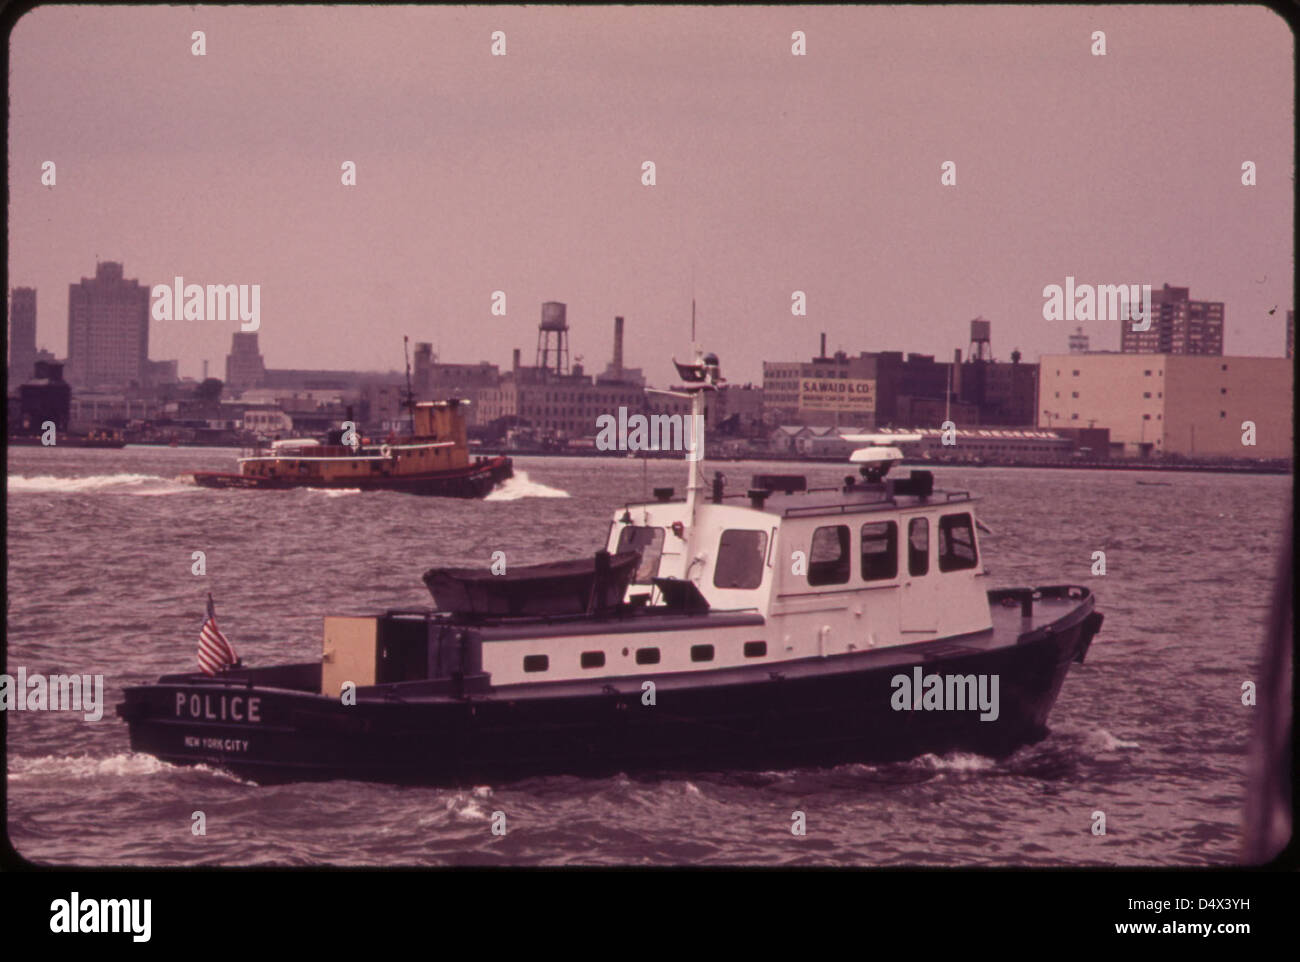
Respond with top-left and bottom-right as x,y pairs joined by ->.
192,338 -> 512,497
191,398 -> 512,498
119,349 -> 1103,783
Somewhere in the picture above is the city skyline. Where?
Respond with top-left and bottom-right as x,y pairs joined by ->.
8,6 -> 1295,385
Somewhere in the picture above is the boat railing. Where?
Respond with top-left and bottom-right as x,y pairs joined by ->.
782,501 -> 890,517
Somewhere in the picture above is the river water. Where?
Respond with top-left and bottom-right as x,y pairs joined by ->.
4,446 -> 1289,865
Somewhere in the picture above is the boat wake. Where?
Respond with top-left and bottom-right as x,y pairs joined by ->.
484,470 -> 570,501
7,752 -> 252,784
7,473 -> 194,495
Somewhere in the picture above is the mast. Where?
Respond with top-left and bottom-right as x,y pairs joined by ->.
675,348 -> 719,581
659,301 -> 721,585
686,344 -> 704,521
687,295 -> 701,526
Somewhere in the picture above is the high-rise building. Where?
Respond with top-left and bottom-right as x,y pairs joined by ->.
66,261 -> 151,388
225,331 -> 267,391
9,287 -> 38,383
1067,326 -> 1089,353
1119,283 -> 1223,355
1287,310 -> 1294,359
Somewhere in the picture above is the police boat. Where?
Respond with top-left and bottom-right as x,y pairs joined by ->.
118,350 -> 1103,784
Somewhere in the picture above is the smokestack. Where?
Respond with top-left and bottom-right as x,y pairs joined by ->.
820,332 -> 827,359
512,348 -> 521,373
613,316 -> 624,379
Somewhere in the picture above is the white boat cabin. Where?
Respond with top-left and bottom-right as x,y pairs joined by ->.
479,458 -> 993,688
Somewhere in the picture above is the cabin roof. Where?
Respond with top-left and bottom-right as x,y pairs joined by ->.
625,484 -> 974,520
759,486 -> 973,518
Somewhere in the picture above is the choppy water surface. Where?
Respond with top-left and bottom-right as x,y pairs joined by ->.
5,446 -> 1289,865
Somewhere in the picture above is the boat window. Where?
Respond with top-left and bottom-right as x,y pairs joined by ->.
690,644 -> 714,662
523,655 -> 549,673
743,641 -> 767,658
713,529 -> 768,589
581,651 -> 605,669
808,525 -> 851,586
635,647 -> 661,665
616,525 -> 665,584
861,521 -> 898,581
938,513 -> 979,572
908,518 -> 929,576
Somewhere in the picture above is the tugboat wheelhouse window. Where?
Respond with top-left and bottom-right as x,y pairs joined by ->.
808,525 -> 851,585
938,513 -> 978,572
861,521 -> 898,581
636,647 -> 661,665
580,651 -> 605,669
691,644 -> 714,662
908,518 -> 929,576
616,525 -> 665,584
743,640 -> 767,657
523,655 -> 549,673
714,529 -> 768,589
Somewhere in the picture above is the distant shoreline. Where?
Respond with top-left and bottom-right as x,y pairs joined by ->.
478,449 -> 1292,476
14,441 -> 1287,477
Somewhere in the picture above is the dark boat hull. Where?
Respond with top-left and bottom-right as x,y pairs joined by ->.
118,589 -> 1103,785
191,456 -> 512,498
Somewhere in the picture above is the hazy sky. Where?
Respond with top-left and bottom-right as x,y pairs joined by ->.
8,4 -> 1295,385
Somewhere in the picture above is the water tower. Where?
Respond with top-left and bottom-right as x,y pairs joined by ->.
969,317 -> 992,362
536,301 -> 569,376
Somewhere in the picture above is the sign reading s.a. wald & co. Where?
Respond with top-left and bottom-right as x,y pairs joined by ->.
798,378 -> 876,414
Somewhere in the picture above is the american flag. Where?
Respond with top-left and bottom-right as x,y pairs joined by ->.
197,594 -> 238,676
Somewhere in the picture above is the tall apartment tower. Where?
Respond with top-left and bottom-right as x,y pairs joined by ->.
1120,283 -> 1223,355
66,261 -> 151,387
225,331 -> 267,391
9,287 -> 38,383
